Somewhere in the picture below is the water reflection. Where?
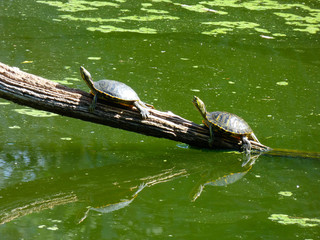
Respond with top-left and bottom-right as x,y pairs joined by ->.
79,183 -> 147,224
0,192 -> 78,225
0,148 -> 260,225
190,153 -> 260,201
78,168 -> 188,223
0,155 -> 188,225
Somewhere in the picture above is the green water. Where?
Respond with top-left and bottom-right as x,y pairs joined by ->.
1,0 -> 320,239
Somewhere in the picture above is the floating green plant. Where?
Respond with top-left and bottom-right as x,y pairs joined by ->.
37,0 -> 320,36
51,80 -> 71,85
272,33 -> 286,37
120,14 -> 179,21
47,226 -> 59,231
190,89 -> 200,92
88,57 -> 101,60
276,81 -> 289,86
255,28 -> 271,33
202,28 -> 232,35
202,21 -> 259,28
141,8 -> 169,14
0,102 -> 10,105
274,12 -> 320,34
37,0 -> 119,12
14,108 -> 58,117
52,77 -> 79,85
269,214 -> 320,227
151,0 -> 172,3
9,126 -> 21,129
202,21 -> 271,35
294,26 -> 320,34
61,137 -> 72,141
141,3 -> 153,8
278,191 -> 293,197
201,0 -> 320,12
199,0 -> 320,34
87,25 -> 157,34
60,15 -> 124,23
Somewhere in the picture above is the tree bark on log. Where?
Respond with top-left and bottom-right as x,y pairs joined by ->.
0,62 -> 270,151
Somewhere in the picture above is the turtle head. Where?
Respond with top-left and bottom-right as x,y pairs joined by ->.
80,66 -> 95,91
192,96 -> 207,119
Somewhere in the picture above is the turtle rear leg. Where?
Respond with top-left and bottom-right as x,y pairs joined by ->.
250,132 -> 260,143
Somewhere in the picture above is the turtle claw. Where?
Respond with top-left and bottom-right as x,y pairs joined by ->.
241,136 -> 251,154
140,110 -> 149,120
135,101 -> 150,119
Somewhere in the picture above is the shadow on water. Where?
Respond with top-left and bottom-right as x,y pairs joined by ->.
0,147 -> 262,226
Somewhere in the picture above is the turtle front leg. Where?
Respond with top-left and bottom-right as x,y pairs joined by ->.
89,94 -> 98,112
134,101 -> 150,119
241,136 -> 251,153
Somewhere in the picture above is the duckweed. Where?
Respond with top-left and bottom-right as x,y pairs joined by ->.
269,214 -> 320,227
37,0 -> 119,12
202,21 -> 271,35
278,191 -> 293,196
120,15 -> 179,21
37,0 -> 320,36
87,25 -> 157,34
60,15 -> 124,23
14,108 -> 58,117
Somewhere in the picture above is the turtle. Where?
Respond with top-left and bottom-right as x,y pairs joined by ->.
192,96 -> 260,152
80,66 -> 151,119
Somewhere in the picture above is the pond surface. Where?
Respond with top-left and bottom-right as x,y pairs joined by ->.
1,0 -> 320,239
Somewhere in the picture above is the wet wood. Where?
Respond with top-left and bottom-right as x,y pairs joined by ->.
0,62 -> 270,151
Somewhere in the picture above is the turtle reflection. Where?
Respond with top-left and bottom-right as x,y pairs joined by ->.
78,168 -> 188,223
191,153 -> 260,201
79,183 -> 146,224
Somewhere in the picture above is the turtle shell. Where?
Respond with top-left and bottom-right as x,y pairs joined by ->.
93,79 -> 140,104
206,111 -> 253,136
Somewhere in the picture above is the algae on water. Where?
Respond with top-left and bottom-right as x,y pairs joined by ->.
87,25 -> 157,34
37,0 -> 320,36
269,214 -> 320,227
14,108 -> 58,117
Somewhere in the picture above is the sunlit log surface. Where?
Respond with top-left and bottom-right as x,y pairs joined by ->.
0,62 -> 270,151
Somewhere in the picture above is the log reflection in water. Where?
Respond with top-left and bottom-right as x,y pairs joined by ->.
0,164 -> 188,225
0,192 -> 78,225
78,168 -> 188,223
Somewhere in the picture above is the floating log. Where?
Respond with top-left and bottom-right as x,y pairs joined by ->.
0,62 -> 270,151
